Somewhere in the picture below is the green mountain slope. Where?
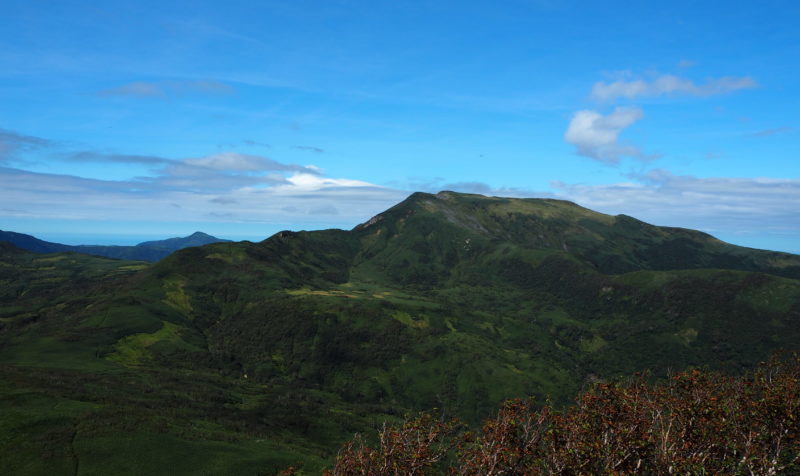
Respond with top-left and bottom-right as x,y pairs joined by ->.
2,191 -> 800,474
0,230 -> 230,262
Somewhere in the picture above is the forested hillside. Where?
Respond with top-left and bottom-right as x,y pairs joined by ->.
2,192 -> 800,474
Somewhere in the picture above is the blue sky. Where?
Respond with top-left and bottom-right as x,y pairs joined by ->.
1,0 -> 798,252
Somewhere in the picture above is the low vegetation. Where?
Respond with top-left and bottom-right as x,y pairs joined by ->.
321,355 -> 800,475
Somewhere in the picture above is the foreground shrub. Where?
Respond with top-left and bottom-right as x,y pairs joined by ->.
323,355 -> 800,475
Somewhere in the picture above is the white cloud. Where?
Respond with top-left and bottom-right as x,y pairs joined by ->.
566,72 -> 757,166
591,74 -> 757,102
280,173 -> 374,191
0,164 -> 406,229
0,127 -> 407,229
564,107 -> 656,164
3,155 -> 799,252
551,170 -> 800,238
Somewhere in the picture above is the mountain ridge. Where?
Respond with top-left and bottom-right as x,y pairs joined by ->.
344,190 -> 800,281
0,229 -> 230,262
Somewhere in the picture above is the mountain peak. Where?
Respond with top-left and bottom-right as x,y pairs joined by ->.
351,190 -> 800,279
359,190 -> 610,234
136,232 -> 230,251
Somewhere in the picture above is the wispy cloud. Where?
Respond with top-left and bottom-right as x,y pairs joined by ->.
591,74 -> 757,102
0,164 -> 406,226
70,151 -> 170,165
564,107 -> 658,164
0,127 -> 407,230
308,205 -> 338,215
209,196 -> 238,205
752,126 -> 793,137
176,80 -> 234,95
97,80 -> 233,98
0,128 -> 53,163
98,81 -> 165,98
552,170 -> 800,237
294,145 -> 325,153
67,150 -> 320,192
243,140 -> 270,148
182,152 -> 315,174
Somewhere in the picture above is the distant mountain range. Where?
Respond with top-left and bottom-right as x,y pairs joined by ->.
2,191 -> 800,474
0,230 -> 230,261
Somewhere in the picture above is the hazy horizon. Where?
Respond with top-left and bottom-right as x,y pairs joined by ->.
13,193 -> 800,255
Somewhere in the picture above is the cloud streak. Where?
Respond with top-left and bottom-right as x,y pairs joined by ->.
70,151 -> 170,165
591,74 -> 757,102
98,81 -> 166,98
752,127 -> 793,137
67,150 -> 321,192
183,152 -> 316,174
0,128 -> 53,163
294,145 -> 325,153
97,80 -> 234,98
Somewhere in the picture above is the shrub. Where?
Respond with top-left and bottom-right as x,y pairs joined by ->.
322,355 -> 800,475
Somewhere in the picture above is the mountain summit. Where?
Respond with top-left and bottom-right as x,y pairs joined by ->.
136,231 -> 228,251
349,191 -> 800,281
